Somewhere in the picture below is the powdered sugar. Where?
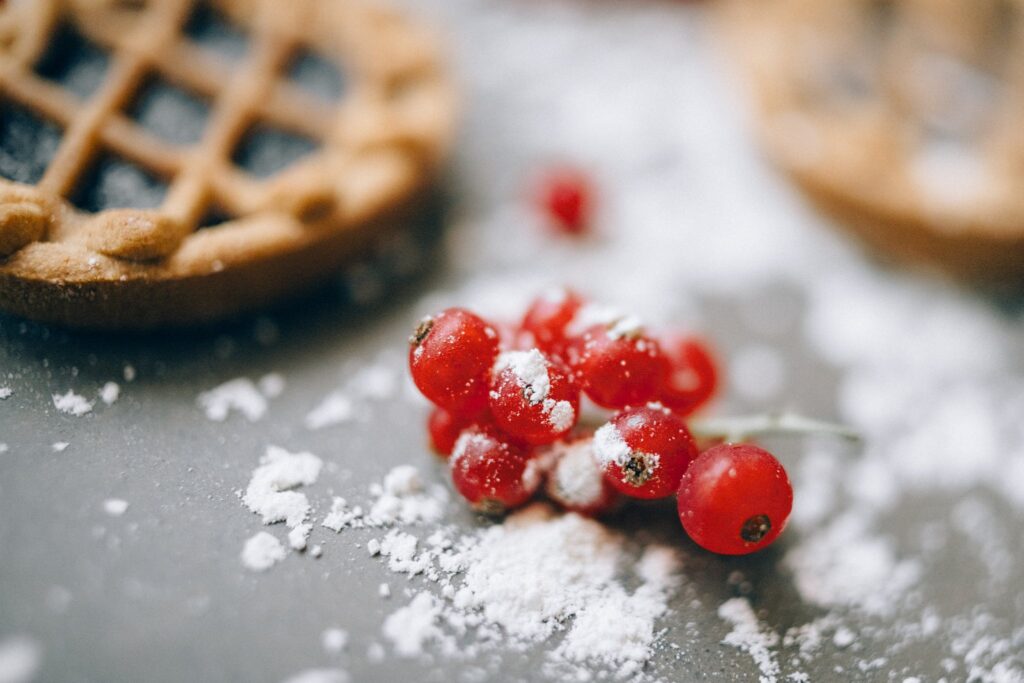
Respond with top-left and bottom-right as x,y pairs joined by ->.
198,377 -> 281,422
241,532 -> 286,572
718,597 -> 781,683
52,390 -> 93,416
242,446 -> 323,527
372,503 -> 682,675
99,381 -> 120,405
546,440 -> 605,508
305,392 -> 355,430
321,466 -> 447,531
592,422 -> 630,468
103,499 -> 128,516
0,387 -> 12,400
496,349 -> 551,404
383,592 -> 446,657
0,636 -> 41,683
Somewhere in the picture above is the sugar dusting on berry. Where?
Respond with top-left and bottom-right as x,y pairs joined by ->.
495,350 -> 551,404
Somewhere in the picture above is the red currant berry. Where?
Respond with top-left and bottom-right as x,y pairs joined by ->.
594,404 -> 697,499
658,334 -> 719,416
576,321 -> 669,409
544,438 -> 620,516
520,287 -> 586,357
677,443 -> 793,555
409,308 -> 499,417
538,167 -> 593,235
427,407 -> 478,458
450,426 -> 541,513
489,349 -> 580,445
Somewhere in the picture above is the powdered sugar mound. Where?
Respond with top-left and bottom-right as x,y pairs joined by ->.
198,378 -> 271,422
279,668 -> 349,683
51,442 -> 69,453
305,392 -> 355,430
99,381 -> 120,405
0,636 -> 41,683
555,545 -> 681,676
383,592 -> 449,657
53,390 -> 94,416
784,513 -> 922,616
242,446 -> 323,527
718,597 -> 781,683
0,387 -> 12,400
450,503 -> 681,674
241,532 -> 286,572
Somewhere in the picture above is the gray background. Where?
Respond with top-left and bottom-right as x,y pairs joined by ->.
3,0 -> 1024,681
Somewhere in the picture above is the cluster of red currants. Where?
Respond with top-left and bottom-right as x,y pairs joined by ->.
408,288 -> 793,555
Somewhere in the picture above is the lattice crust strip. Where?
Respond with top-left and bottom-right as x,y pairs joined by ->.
0,0 -> 454,279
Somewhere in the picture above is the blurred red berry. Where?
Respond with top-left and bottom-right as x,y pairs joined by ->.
427,407 -> 479,458
489,349 -> 580,445
409,307 -> 499,417
659,334 -> 719,416
677,443 -> 793,555
576,321 -> 669,409
520,287 -> 586,357
450,426 -> 541,514
538,167 -> 594,235
594,404 -> 697,499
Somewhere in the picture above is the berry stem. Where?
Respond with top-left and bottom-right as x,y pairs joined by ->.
689,412 -> 860,444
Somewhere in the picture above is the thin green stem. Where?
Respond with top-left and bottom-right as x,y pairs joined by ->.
688,412 -> 861,444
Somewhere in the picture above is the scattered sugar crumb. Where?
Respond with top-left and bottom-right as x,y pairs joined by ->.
241,532 -> 286,572
51,442 -> 69,453
289,523 -> 312,551
718,597 -> 781,683
242,446 -> 323,528
0,636 -> 42,683
321,628 -> 349,654
305,392 -> 355,430
379,583 -> 391,599
321,467 -> 447,532
122,365 -> 136,382
310,545 -> 323,558
103,499 -> 128,516
367,539 -> 381,556
52,390 -> 94,416
198,378 -> 267,422
378,530 -> 429,575
99,381 -> 120,405
0,387 -> 11,399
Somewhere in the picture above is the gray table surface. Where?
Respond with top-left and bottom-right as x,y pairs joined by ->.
3,1 -> 1024,682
